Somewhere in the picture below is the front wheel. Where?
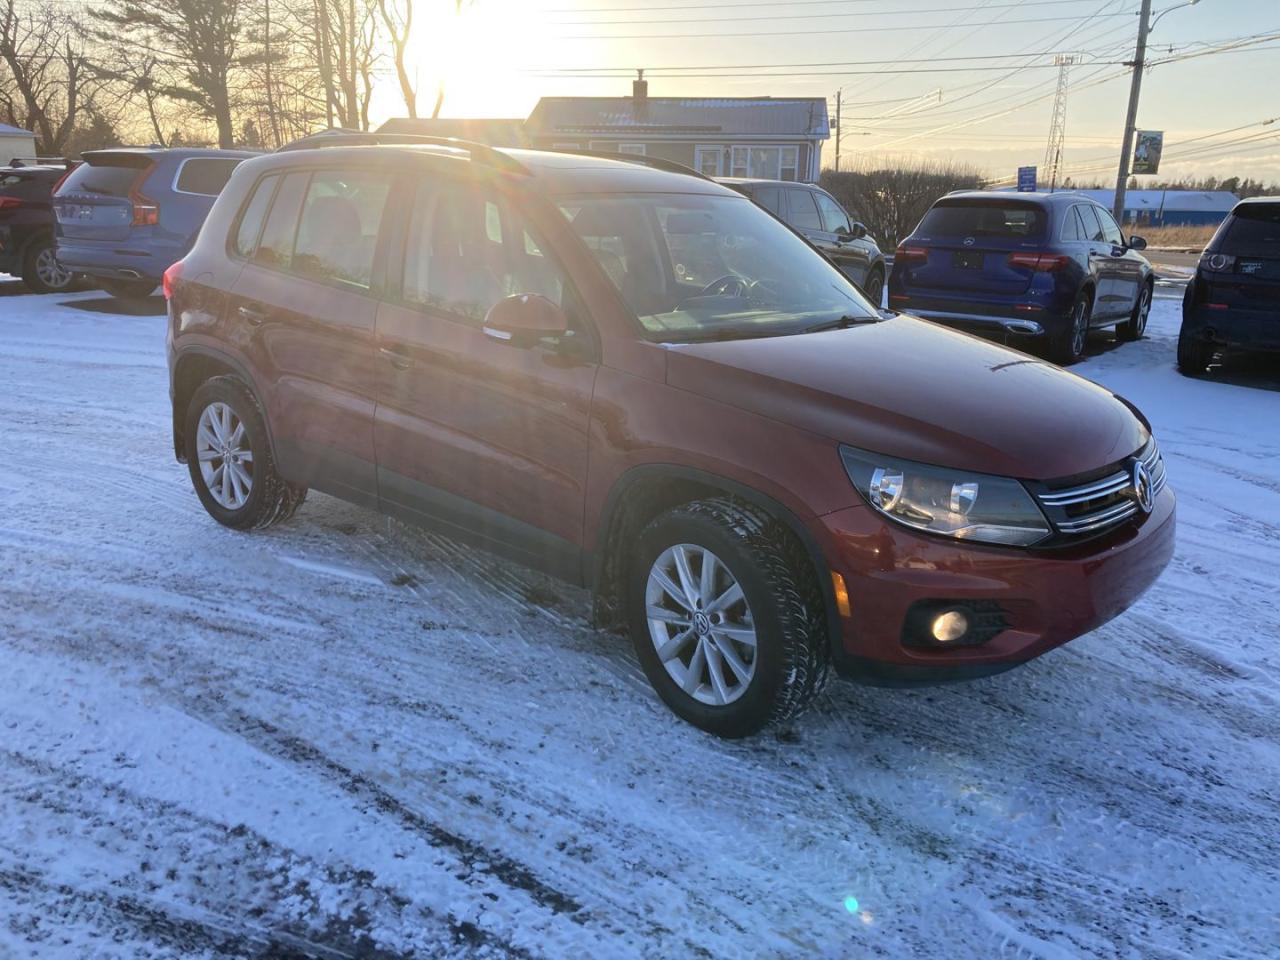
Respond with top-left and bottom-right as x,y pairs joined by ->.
627,498 -> 829,738
99,277 -> 157,300
22,240 -> 73,294
860,267 -> 884,308
1117,282 -> 1152,342
1049,292 -> 1092,365
184,376 -> 306,530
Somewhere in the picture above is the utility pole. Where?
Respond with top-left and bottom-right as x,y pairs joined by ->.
1113,0 -> 1152,223
835,90 -> 842,172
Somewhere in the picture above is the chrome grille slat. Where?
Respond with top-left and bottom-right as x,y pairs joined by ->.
1033,438 -> 1168,540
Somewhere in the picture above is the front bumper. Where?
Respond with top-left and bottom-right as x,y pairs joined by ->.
809,486 -> 1176,684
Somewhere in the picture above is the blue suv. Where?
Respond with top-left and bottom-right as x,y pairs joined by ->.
54,147 -> 255,300
888,191 -> 1155,364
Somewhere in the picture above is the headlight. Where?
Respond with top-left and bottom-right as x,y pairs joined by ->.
840,445 -> 1051,547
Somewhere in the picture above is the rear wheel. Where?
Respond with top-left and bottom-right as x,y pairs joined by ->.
626,497 -> 829,738
184,376 -> 307,530
1118,281 -> 1152,342
1050,291 -> 1092,365
99,278 -> 157,300
21,240 -> 73,294
1176,326 -> 1214,376
860,267 -> 885,307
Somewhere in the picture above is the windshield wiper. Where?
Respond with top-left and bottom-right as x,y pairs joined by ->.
801,314 -> 883,334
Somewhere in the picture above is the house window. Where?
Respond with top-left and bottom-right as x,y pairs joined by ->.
729,145 -> 802,180
589,141 -> 647,155
695,146 -> 722,177
617,143 -> 647,156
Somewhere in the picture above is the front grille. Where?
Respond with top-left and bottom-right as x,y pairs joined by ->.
1032,439 -> 1167,539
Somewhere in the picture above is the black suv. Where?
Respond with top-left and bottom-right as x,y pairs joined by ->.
1179,197 -> 1280,375
718,178 -> 886,304
0,161 -> 73,293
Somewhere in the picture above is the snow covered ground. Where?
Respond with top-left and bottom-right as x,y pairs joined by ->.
2,276 -> 1278,959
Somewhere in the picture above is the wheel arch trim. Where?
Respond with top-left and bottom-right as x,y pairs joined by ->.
171,345 -> 277,464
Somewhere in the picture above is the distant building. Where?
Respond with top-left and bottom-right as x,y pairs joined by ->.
524,74 -> 830,182
1042,188 -> 1239,227
0,123 -> 37,164
375,117 -> 530,148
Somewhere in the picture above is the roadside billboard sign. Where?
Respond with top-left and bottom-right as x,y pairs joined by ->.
1133,131 -> 1164,175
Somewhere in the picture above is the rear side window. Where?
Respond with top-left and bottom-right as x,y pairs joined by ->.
176,158 -> 242,196
293,170 -> 391,289
1220,204 -> 1280,250
1060,206 -> 1086,241
1075,204 -> 1106,242
57,160 -> 147,197
787,189 -> 824,231
253,172 -> 309,270
233,175 -> 277,259
919,201 -> 1046,239
753,186 -> 783,216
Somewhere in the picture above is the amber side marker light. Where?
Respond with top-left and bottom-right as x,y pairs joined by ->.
831,572 -> 852,618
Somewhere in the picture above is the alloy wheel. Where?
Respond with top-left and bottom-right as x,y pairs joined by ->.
36,247 -> 71,290
1135,286 -> 1151,336
645,543 -> 757,706
1071,299 -> 1089,357
196,401 -> 254,510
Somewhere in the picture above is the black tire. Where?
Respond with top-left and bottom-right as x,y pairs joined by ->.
184,376 -> 307,530
860,267 -> 885,308
626,497 -> 829,738
99,277 -> 157,300
21,239 -> 73,294
1176,326 -> 1214,376
1049,290 -> 1092,366
1117,281 -> 1153,342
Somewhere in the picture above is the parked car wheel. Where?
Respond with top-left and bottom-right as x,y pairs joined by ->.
184,376 -> 307,530
1117,281 -> 1153,342
627,497 -> 829,738
21,240 -> 73,294
1176,326 -> 1214,377
1050,291 -> 1092,366
860,266 -> 885,307
99,278 -> 158,300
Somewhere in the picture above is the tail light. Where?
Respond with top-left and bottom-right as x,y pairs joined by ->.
0,196 -> 22,211
162,259 -> 183,300
1007,252 -> 1070,272
50,164 -> 76,196
895,244 -> 928,263
1200,253 -> 1235,273
131,191 -> 159,226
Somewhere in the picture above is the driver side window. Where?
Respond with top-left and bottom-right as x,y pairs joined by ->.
814,193 -> 851,236
1097,207 -> 1126,246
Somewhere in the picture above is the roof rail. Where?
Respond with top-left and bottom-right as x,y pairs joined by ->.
276,129 -> 527,174
558,149 -> 712,182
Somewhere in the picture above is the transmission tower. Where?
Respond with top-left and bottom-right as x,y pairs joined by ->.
1043,55 -> 1077,192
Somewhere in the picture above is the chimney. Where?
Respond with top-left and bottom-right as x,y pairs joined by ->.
633,69 -> 648,118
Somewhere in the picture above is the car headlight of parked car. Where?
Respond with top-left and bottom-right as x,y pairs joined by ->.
840,445 -> 1051,547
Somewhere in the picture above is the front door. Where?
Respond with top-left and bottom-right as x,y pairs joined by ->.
229,166 -> 391,505
1096,206 -> 1143,317
812,189 -> 872,288
373,175 -> 598,578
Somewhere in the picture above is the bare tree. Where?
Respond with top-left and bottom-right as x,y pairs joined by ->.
375,0 -> 415,118
0,0 -> 93,155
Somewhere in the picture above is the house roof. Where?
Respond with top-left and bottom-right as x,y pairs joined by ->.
1064,188 -> 1239,212
376,117 -> 530,147
526,97 -> 829,139
0,123 -> 35,137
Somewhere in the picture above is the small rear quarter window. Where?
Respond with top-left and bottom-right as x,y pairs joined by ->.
176,158 -> 243,196
233,175 -> 277,259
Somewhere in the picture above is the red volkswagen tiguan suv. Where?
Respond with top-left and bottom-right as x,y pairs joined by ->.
165,133 -> 1175,737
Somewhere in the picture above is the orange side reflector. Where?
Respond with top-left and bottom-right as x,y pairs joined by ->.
831,571 -> 852,618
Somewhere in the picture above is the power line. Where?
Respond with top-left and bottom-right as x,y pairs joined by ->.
547,0 -> 1119,26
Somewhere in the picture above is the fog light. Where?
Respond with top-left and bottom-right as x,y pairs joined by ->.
931,609 -> 969,643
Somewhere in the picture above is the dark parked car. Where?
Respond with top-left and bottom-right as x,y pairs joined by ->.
54,147 -> 255,300
1179,197 -> 1280,375
0,160 -> 74,293
719,178 -> 886,304
165,136 -> 1173,737
889,191 -> 1155,365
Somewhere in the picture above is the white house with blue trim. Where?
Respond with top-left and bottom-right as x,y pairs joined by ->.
0,123 -> 37,164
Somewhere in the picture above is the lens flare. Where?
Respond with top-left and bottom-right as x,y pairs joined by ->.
844,896 -> 860,913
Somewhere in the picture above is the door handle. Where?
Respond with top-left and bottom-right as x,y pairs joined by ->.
238,304 -> 269,325
379,346 -> 414,370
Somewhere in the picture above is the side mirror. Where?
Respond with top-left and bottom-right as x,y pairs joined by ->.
482,294 -> 569,348
839,223 -> 867,242
1128,235 -> 1147,250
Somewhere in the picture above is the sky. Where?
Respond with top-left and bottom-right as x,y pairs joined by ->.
389,0 -> 1280,185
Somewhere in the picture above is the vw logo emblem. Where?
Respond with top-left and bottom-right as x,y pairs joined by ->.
963,237 -> 976,246
1132,461 -> 1154,514
693,611 -> 712,636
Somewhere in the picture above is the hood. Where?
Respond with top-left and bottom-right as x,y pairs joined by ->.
665,315 -> 1147,481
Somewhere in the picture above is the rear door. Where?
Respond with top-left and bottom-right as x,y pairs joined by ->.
904,199 -> 1047,296
53,151 -> 155,242
373,173 -> 597,575
228,165 -> 392,505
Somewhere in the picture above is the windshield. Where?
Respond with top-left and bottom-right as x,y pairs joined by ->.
558,192 -> 876,342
